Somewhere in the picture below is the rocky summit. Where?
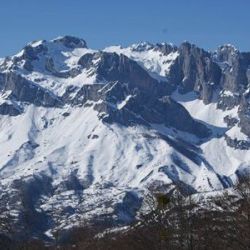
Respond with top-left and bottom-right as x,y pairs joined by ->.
0,36 -> 250,239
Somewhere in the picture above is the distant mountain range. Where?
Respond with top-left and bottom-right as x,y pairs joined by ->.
0,36 -> 250,239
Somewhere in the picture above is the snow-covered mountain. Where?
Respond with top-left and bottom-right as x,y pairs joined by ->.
0,36 -> 250,238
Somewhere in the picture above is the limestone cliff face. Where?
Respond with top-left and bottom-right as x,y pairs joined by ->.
1,38 -> 250,138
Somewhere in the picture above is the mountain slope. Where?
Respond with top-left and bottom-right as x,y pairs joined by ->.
0,36 -> 250,238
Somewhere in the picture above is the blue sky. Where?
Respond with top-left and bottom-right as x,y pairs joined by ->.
0,0 -> 249,57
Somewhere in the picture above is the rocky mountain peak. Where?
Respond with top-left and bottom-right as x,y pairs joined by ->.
131,42 -> 154,52
154,42 -> 178,55
52,35 -> 88,49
